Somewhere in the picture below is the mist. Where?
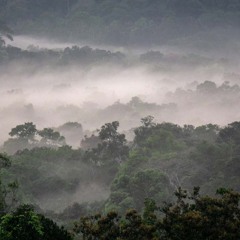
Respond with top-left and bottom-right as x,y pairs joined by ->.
1,33 -> 240,216
1,3 -> 240,238
0,35 -> 239,147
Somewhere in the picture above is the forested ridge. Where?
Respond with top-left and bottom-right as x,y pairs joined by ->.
0,1 -> 240,239
1,118 -> 240,239
1,0 -> 240,45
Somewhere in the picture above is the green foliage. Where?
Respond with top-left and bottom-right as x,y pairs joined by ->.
1,145 -> 118,212
105,118 -> 240,216
38,128 -> 66,146
98,121 -> 129,162
130,170 -> 170,207
83,121 -> 129,166
81,134 -> 102,151
9,122 -> 37,140
0,153 -> 13,214
218,121 -> 240,145
1,0 -> 240,46
39,214 -> 73,240
0,153 -> 11,169
5,123 -> 66,154
0,205 -> 43,240
108,169 -> 171,212
2,118 -> 240,227
134,117 -> 184,151
74,188 -> 240,240
0,205 -> 72,240
160,187 -> 240,240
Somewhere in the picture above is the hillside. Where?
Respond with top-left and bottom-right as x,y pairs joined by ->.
1,0 -> 240,46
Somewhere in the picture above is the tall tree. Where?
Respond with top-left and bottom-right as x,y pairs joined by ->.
98,121 -> 129,162
0,205 -> 73,240
9,122 -> 37,141
0,153 -> 11,214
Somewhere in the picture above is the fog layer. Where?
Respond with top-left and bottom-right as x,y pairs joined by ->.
0,36 -> 240,148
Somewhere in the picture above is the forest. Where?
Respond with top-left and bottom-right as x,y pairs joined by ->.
0,1 -> 240,239
1,117 -> 240,239
1,0 -> 240,47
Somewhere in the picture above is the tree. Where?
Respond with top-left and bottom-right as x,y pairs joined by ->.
9,122 -> 37,141
140,116 -> 156,128
98,121 -> 129,163
6,122 -> 37,153
39,213 -> 73,240
74,188 -> 240,240
75,211 -> 120,240
0,153 -> 10,169
109,169 -> 171,211
197,81 -> 217,93
81,134 -> 102,150
134,116 -> 156,147
160,187 -> 240,240
130,169 -> 170,209
0,205 -> 43,240
0,153 -> 11,214
0,205 -> 73,240
218,121 -> 240,145
38,128 -> 66,146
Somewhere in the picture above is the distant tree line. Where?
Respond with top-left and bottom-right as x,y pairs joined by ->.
1,0 -> 240,46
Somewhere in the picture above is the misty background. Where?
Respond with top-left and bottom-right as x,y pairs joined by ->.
0,36 -> 239,147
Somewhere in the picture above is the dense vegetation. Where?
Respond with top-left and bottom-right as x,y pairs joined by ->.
1,2 -> 240,239
0,205 -> 73,240
75,188 -> 240,240
1,118 -> 240,231
0,41 -> 221,69
1,0 -> 240,46
0,44 -> 126,67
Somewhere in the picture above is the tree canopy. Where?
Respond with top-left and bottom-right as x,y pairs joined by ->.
74,188 -> 240,240
1,0 -> 240,46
